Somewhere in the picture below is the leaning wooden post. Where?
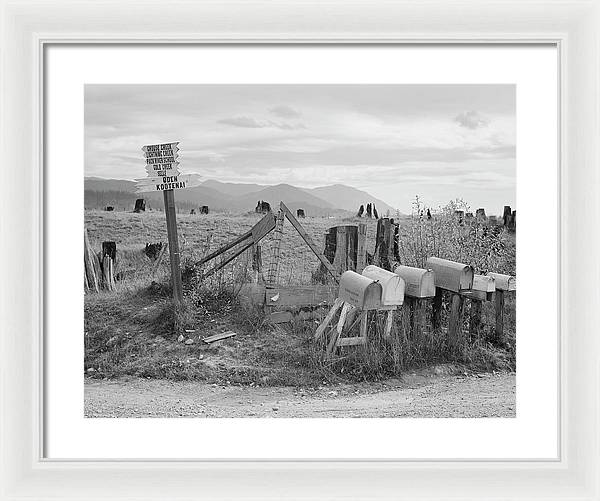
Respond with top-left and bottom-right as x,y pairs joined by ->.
163,189 -> 183,304
83,228 -> 100,293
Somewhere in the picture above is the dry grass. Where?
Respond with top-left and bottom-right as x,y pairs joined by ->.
84,201 -> 516,385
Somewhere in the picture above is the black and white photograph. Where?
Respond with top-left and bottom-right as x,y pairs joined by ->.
83,84 -> 516,418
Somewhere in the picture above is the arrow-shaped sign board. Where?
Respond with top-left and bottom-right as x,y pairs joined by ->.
135,174 -> 201,193
145,162 -> 180,177
142,142 -> 179,153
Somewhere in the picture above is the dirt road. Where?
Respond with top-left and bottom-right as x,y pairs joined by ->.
85,371 -> 515,418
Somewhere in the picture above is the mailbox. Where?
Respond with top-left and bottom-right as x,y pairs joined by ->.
426,257 -> 474,292
393,265 -> 435,298
362,265 -> 405,306
487,272 -> 516,291
466,274 -> 496,301
338,271 -> 382,310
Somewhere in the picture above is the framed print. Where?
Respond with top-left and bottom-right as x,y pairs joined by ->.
1,1 -> 599,500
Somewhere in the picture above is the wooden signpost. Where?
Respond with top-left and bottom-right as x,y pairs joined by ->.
136,141 -> 200,305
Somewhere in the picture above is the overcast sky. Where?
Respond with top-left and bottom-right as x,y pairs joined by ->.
85,84 -> 515,213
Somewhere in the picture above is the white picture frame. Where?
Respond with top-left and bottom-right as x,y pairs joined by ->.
1,0 -> 598,499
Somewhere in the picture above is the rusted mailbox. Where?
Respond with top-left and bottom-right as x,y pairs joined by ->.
362,265 -> 405,307
487,272 -> 516,291
393,265 -> 435,298
338,270 -> 382,310
426,257 -> 474,292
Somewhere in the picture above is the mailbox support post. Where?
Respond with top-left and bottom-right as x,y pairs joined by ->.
448,293 -> 465,351
469,299 -> 483,341
432,288 -> 443,331
493,290 -> 505,345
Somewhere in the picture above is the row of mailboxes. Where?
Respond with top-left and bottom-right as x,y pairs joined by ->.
337,261 -> 514,310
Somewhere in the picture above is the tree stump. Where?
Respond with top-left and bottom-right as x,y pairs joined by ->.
200,205 -> 209,214
296,208 -> 305,218
133,198 -> 146,213
102,241 -> 117,261
373,218 -> 398,271
503,205 -> 512,226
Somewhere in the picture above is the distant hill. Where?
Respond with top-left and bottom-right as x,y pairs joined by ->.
202,180 -> 267,197
84,177 -> 397,216
307,184 -> 396,215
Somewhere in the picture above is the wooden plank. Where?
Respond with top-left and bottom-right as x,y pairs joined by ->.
250,212 -> 276,243
267,210 -> 285,284
279,201 -> 339,282
163,189 -> 183,304
494,289 -> 505,344
201,241 -> 254,280
269,311 -> 293,324
102,255 -> 115,291
336,337 -> 367,347
266,285 -> 337,307
83,228 -> 100,293
356,223 -> 367,273
202,331 -> 237,344
314,298 -> 343,340
384,309 -> 394,338
326,325 -> 341,355
336,302 -> 353,334
448,293 -> 465,350
360,311 -> 368,340
238,283 -> 266,307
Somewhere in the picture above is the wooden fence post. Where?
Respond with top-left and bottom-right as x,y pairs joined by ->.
357,223 -> 367,273
333,226 -> 347,273
448,293 -> 465,350
469,299 -> 483,341
252,244 -> 263,283
432,288 -> 443,331
494,290 -> 505,345
163,189 -> 183,305
267,210 -> 285,284
102,255 -> 115,291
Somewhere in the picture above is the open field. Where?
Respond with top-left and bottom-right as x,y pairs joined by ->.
84,206 -> 516,396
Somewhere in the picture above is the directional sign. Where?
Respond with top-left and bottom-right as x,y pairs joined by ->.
145,162 -> 180,177
142,142 -> 179,153
135,174 -> 201,193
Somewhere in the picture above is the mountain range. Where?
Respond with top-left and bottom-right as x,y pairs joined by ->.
84,177 -> 397,216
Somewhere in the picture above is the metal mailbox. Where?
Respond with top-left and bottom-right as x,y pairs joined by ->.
486,272 -> 516,291
426,256 -> 474,292
393,265 -> 435,298
362,265 -> 405,306
466,274 -> 496,301
338,271 -> 382,310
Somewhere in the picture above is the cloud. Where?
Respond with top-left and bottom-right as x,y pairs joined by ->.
454,111 -> 490,129
218,116 -> 266,128
269,105 -> 302,119
217,115 -> 305,130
